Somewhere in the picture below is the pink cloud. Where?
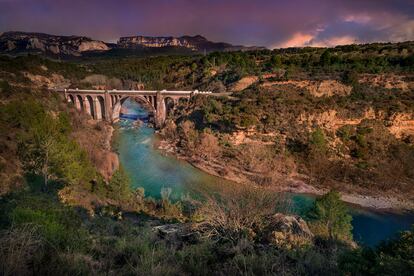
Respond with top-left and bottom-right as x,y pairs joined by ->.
274,33 -> 315,48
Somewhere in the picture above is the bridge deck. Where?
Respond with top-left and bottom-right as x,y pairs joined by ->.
51,88 -> 212,96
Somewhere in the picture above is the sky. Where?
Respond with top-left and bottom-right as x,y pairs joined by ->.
0,0 -> 413,48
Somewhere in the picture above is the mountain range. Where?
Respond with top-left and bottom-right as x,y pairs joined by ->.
0,31 -> 265,58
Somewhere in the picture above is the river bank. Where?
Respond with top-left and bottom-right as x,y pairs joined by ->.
156,137 -> 414,211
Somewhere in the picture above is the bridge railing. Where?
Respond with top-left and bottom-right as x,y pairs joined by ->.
50,88 -> 212,95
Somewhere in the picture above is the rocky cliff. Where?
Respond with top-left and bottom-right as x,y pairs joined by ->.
0,31 -> 110,57
0,32 -> 265,57
118,35 -> 264,52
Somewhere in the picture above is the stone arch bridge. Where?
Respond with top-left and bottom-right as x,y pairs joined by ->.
52,88 -> 212,127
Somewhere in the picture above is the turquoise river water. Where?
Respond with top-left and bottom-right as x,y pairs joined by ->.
116,100 -> 414,247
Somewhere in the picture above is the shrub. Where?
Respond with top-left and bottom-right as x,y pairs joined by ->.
194,186 -> 288,244
0,225 -> 44,276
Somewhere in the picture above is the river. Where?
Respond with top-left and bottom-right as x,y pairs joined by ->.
116,99 -> 414,247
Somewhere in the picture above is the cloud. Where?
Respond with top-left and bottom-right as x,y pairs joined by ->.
309,36 -> 359,47
0,0 -> 413,47
274,33 -> 315,48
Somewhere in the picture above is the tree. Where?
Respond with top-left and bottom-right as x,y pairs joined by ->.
320,50 -> 332,67
309,190 -> 353,241
268,55 -> 282,71
108,166 -> 131,202
179,120 -> 199,152
18,113 -> 58,190
309,128 -> 327,153
197,130 -> 220,160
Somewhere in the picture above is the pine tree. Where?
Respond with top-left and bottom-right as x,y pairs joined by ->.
310,190 -> 353,241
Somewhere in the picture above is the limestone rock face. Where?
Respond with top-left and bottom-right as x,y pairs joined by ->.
261,80 -> 352,97
0,32 -> 266,57
0,31 -> 110,57
78,41 -> 110,52
359,74 -> 414,91
118,35 -> 265,52
119,36 -> 197,50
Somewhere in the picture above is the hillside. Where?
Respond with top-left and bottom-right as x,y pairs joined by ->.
0,41 -> 414,274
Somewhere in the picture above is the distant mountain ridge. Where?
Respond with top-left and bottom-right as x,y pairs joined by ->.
0,31 -> 265,58
0,31 -> 110,57
118,35 -> 264,52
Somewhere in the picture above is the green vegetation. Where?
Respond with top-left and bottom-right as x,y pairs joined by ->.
308,190 -> 353,241
87,41 -> 414,91
340,226 -> 414,275
1,180 -> 413,275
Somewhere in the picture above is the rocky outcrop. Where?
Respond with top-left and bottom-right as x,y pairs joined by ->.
262,80 -> 352,97
387,113 -> 414,139
119,36 -> 197,50
0,32 -> 109,57
297,108 -> 414,141
359,74 -> 414,91
23,72 -> 71,88
0,32 -> 265,57
230,76 -> 259,91
297,109 -> 370,133
265,213 -> 313,248
118,35 -> 265,52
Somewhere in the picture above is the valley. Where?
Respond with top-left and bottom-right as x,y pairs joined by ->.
0,38 -> 414,274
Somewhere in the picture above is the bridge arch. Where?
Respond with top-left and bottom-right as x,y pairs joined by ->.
95,95 -> 106,120
85,95 -> 95,118
164,97 -> 175,116
76,95 -> 84,111
112,96 -> 155,122
68,94 -> 75,105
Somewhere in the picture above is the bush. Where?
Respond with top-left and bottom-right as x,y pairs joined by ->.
194,186 -> 288,244
0,225 -> 44,276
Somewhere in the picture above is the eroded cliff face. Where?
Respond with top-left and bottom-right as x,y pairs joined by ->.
297,108 -> 414,141
387,113 -> 414,139
261,80 -> 353,97
117,35 -> 265,52
118,36 -> 197,50
0,32 -> 110,57
359,74 -> 414,91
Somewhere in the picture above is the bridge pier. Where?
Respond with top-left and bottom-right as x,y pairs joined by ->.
155,91 -> 166,127
104,90 -> 112,121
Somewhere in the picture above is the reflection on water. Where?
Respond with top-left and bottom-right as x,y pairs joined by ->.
116,98 -> 414,247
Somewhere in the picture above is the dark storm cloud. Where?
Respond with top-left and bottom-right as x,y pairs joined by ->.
0,0 -> 413,48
